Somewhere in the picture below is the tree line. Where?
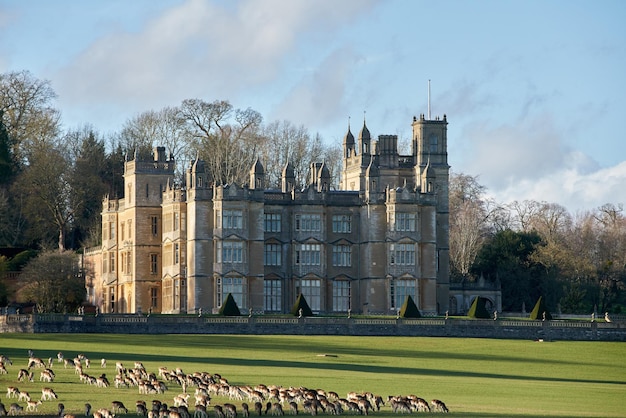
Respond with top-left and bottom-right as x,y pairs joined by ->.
0,70 -> 624,314
0,70 -> 341,253
450,173 -> 626,315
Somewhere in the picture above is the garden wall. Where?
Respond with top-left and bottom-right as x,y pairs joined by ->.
1,314 -> 624,341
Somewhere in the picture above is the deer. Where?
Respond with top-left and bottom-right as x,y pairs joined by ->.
8,402 -> 23,416
25,399 -> 42,412
17,390 -> 30,402
39,368 -> 55,382
430,399 -> 449,413
27,357 -> 45,369
224,403 -> 238,418
41,387 -> 58,401
6,387 -> 19,399
194,403 -> 208,418
16,369 -> 32,382
111,400 -> 129,414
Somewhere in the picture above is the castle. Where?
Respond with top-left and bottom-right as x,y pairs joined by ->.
84,113 -> 450,315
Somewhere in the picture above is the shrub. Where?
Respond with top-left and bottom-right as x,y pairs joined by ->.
290,293 -> 313,317
399,295 -> 422,318
218,293 -> 241,316
529,296 -> 552,320
467,296 -> 491,319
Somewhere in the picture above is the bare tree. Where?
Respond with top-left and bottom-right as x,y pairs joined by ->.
508,200 -> 542,232
180,99 -> 262,185
118,107 -> 191,181
449,172 -> 491,281
258,120 -> 326,190
0,70 -> 59,167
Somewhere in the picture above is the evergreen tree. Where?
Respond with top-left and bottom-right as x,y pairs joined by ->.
218,293 -> 241,316
467,296 -> 491,319
290,293 -> 313,317
399,295 -> 422,318
0,111 -> 15,184
529,296 -> 553,320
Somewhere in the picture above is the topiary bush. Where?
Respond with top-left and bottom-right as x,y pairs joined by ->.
218,293 -> 241,316
399,295 -> 422,318
529,296 -> 552,320
467,296 -> 491,319
290,293 -> 313,317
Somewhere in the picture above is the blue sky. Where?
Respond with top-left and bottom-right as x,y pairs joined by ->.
1,0 -> 625,213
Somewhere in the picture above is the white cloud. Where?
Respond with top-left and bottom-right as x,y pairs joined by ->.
452,111 -> 626,212
54,0 -> 378,119
270,47 -> 361,130
456,114 -> 569,188
491,160 -> 626,213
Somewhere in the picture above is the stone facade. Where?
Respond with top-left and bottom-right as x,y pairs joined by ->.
85,114 -> 450,315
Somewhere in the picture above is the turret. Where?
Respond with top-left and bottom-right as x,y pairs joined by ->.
249,158 -> 264,190
358,120 -> 371,157
343,123 -> 355,158
281,161 -> 295,193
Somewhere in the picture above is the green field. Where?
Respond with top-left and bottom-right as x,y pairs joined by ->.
0,334 -> 624,417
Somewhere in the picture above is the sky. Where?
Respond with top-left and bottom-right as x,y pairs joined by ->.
1,0 -> 625,214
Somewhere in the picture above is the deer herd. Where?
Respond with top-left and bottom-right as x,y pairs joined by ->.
0,351 -> 448,416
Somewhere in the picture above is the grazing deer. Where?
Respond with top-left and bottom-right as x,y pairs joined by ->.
101,358 -> 107,368
174,393 -> 190,407
389,398 -> 411,414
111,400 -> 128,414
224,403 -> 238,418
17,390 -> 30,402
194,403 -> 208,418
27,357 -> 45,369
214,405 -> 225,418
410,397 -> 430,412
6,387 -> 19,399
17,369 -> 32,382
41,387 -> 58,401
40,369 -> 55,382
96,374 -> 110,388
241,402 -> 250,417
136,401 -> 148,416
95,408 -> 114,418
0,401 -> 7,416
254,402 -> 263,416
0,355 -> 12,366
431,399 -> 449,413
25,399 -> 42,412
8,402 -> 23,416
0,362 -> 7,375
288,402 -> 298,415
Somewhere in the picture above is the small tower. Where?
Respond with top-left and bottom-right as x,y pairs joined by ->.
317,161 -> 331,192
249,158 -> 264,190
343,121 -> 355,158
358,119 -> 371,159
365,157 -> 379,197
281,161 -> 295,193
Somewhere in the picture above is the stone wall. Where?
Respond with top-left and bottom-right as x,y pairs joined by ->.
0,314 -> 624,341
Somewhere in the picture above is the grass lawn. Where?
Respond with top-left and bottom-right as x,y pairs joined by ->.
0,334 -> 624,417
